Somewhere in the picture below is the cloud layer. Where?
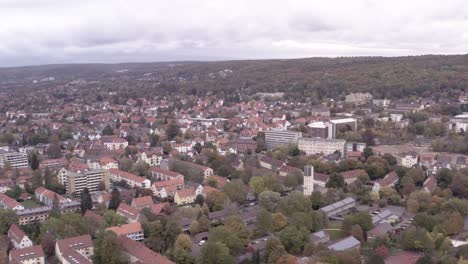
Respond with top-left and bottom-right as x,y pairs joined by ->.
1,0 -> 468,66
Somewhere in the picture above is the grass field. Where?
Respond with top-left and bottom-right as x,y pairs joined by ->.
21,199 -> 43,208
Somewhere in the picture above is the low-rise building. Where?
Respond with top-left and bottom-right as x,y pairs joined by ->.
320,197 -> 356,218
8,224 -> 33,249
174,188 -> 196,205
372,171 -> 399,193
55,235 -> 94,264
9,245 -> 45,264
117,203 -> 140,223
109,169 -> 151,189
328,236 -> 361,251
107,222 -> 144,241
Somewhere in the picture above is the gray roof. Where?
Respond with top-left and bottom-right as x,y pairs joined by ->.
320,197 -> 356,213
328,236 -> 360,251
372,210 -> 393,225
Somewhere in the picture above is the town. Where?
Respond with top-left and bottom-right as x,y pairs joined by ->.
0,57 -> 467,264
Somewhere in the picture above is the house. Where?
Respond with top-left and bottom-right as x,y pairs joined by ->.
151,202 -> 169,215
195,184 -> 219,197
55,235 -> 94,264
131,196 -> 153,210
340,169 -> 366,185
8,224 -> 33,249
313,173 -> 329,187
106,222 -> 144,241
139,150 -> 164,166
385,251 -> 422,264
34,187 -> 67,206
109,169 -> 151,189
372,171 -> 399,193
423,175 -> 437,193
0,178 -> 13,193
204,175 -> 229,189
174,188 -> 196,205
99,156 -> 118,169
0,193 -> 25,211
118,235 -> 174,264
418,153 -> 435,168
258,155 -> 285,171
149,166 -> 184,181
278,164 -> 302,177
328,236 -> 361,251
9,245 -> 45,264
400,152 -> 418,168
117,203 -> 141,223
151,178 -> 184,198
309,230 -> 330,245
101,136 -> 128,150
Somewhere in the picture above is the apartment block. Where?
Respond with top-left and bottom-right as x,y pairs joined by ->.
265,129 -> 302,149
0,150 -> 28,168
298,137 -> 346,156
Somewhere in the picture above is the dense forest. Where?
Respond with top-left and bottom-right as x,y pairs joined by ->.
1,55 -> 467,100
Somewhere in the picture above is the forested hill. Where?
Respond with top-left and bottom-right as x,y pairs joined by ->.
1,55 -> 467,100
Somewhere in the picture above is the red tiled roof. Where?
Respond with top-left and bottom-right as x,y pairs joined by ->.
340,169 -> 366,179
152,178 -> 184,189
109,169 -> 147,184
131,196 -> 153,209
117,203 -> 140,220
315,173 -> 329,182
376,171 -> 399,187
118,236 -> 174,264
149,166 -> 183,179
176,188 -> 196,199
151,203 -> 169,215
385,251 -> 422,264
106,222 -> 143,236
9,245 -> 44,262
8,224 -> 27,245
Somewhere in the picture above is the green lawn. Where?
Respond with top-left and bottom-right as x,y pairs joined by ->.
21,200 -> 43,209
326,221 -> 343,240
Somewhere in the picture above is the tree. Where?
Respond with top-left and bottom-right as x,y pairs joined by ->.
30,152 -> 39,170
249,176 -> 267,197
144,216 -> 181,253
366,254 -> 385,264
94,231 -> 124,264
326,173 -> 345,189
197,241 -> 234,264
5,186 -> 22,200
166,122 -> 181,140
310,191 -> 325,210
195,194 -> 205,207
406,168 -> 425,185
0,209 -> 18,234
278,226 -> 308,254
80,188 -> 93,214
223,179 -> 247,204
31,170 -> 43,191
46,143 -> 62,158
363,147 -> 374,159
40,213 -> 89,239
351,224 -> 364,242
442,211 -> 464,235
102,210 -> 127,227
108,188 -> 121,210
259,191 -> 281,212
102,125 -> 114,136
278,192 -> 312,216
265,237 -> 287,264
223,215 -> 251,246
205,191 -> 227,212
50,194 -> 61,218
39,233 -> 55,257
256,209 -> 273,235
272,212 -> 288,231
150,134 -> 160,147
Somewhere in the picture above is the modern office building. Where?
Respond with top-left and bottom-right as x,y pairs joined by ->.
265,129 -> 302,149
298,137 -> 346,156
327,118 -> 357,139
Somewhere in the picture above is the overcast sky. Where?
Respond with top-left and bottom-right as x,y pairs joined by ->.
1,0 -> 468,66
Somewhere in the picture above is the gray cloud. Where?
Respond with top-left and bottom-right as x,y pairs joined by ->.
0,0 -> 467,66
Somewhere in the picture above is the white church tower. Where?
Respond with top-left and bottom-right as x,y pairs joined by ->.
303,165 -> 314,196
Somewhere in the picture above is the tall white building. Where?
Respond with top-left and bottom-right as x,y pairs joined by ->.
303,166 -> 314,196
0,150 -> 28,168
